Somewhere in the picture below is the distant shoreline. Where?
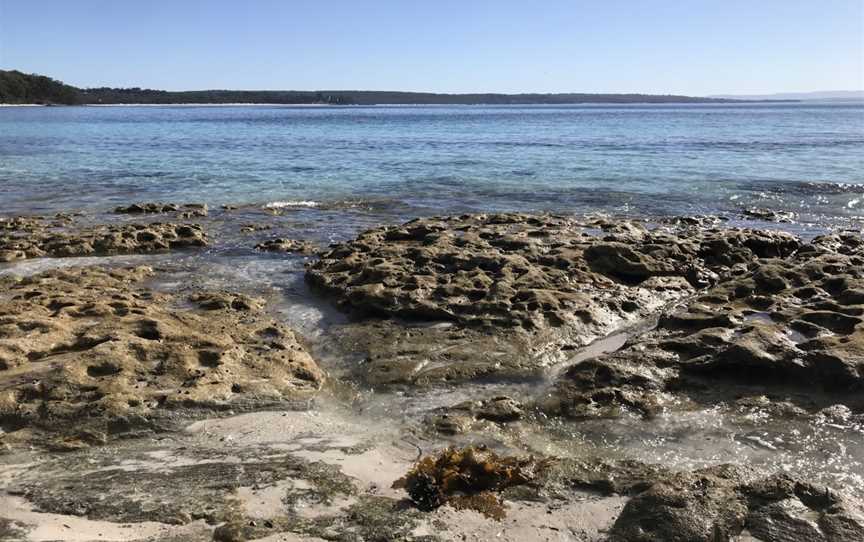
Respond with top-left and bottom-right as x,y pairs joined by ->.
1,100 -> 807,107
85,102 -> 331,107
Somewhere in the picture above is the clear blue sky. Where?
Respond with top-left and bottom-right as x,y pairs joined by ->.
1,0 -> 862,95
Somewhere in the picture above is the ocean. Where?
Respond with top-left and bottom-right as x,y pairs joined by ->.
1,103 -> 862,233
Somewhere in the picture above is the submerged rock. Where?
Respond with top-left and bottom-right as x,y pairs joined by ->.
255,237 -> 319,255
115,202 -> 181,214
115,202 -> 208,218
427,396 -> 524,435
0,266 -> 323,447
239,223 -> 273,233
743,207 -> 798,223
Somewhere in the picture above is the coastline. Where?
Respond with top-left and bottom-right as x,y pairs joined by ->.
0,101 -> 813,108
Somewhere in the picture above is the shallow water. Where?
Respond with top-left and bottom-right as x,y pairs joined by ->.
538,405 -> 864,499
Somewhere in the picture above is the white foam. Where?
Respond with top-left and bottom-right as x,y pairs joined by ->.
264,200 -> 320,209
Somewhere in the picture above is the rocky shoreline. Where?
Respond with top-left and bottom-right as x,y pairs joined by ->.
1,207 -> 863,541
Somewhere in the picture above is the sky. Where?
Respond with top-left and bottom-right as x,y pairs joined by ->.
0,0 -> 862,95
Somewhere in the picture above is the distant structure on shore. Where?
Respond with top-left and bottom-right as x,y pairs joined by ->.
1,69 -> 759,106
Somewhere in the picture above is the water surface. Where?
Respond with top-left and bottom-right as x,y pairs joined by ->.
2,104 -> 862,228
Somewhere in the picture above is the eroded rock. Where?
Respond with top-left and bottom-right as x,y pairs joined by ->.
0,266 -> 323,447
308,214 -> 799,386
0,219 -> 208,262
610,466 -> 864,542
547,231 -> 864,419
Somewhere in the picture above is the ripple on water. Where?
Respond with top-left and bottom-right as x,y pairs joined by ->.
547,404 -> 864,498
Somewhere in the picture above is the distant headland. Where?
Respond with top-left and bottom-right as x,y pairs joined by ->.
1,69 -> 799,106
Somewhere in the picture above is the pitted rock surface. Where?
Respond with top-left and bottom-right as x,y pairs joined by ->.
0,266 -> 322,447
0,218 -> 207,262
537,458 -> 864,541
547,232 -> 864,419
609,464 -> 864,542
307,213 -> 799,385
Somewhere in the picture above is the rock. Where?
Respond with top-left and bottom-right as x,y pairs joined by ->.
743,207 -> 797,223
0,249 -> 26,263
308,214 -> 799,386
255,238 -> 318,255
115,203 -> 180,214
541,456 -> 864,542
114,202 -> 208,218
429,412 -> 474,435
239,223 -> 272,233
546,357 -> 675,419
611,465 -> 751,541
747,498 -> 829,541
547,231 -> 864,419
189,291 -> 263,312
544,458 -> 671,496
584,242 -> 676,283
428,396 -> 524,434
0,220 -> 208,261
474,396 -> 524,422
610,467 -> 864,542
179,203 -> 209,218
213,522 -> 246,542
0,266 -> 323,447
660,215 -> 729,227
9,447 -> 356,529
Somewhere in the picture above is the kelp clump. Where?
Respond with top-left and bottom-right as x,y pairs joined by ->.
392,445 -> 551,520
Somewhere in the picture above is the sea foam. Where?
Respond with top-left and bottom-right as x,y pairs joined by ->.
263,200 -> 320,209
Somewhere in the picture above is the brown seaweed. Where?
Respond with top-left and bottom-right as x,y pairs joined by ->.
392,445 -> 551,519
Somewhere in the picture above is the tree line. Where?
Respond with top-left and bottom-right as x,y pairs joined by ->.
0,70 -> 81,105
2,69 -> 759,106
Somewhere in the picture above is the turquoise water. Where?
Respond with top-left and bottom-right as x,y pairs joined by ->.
1,103 -> 863,223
